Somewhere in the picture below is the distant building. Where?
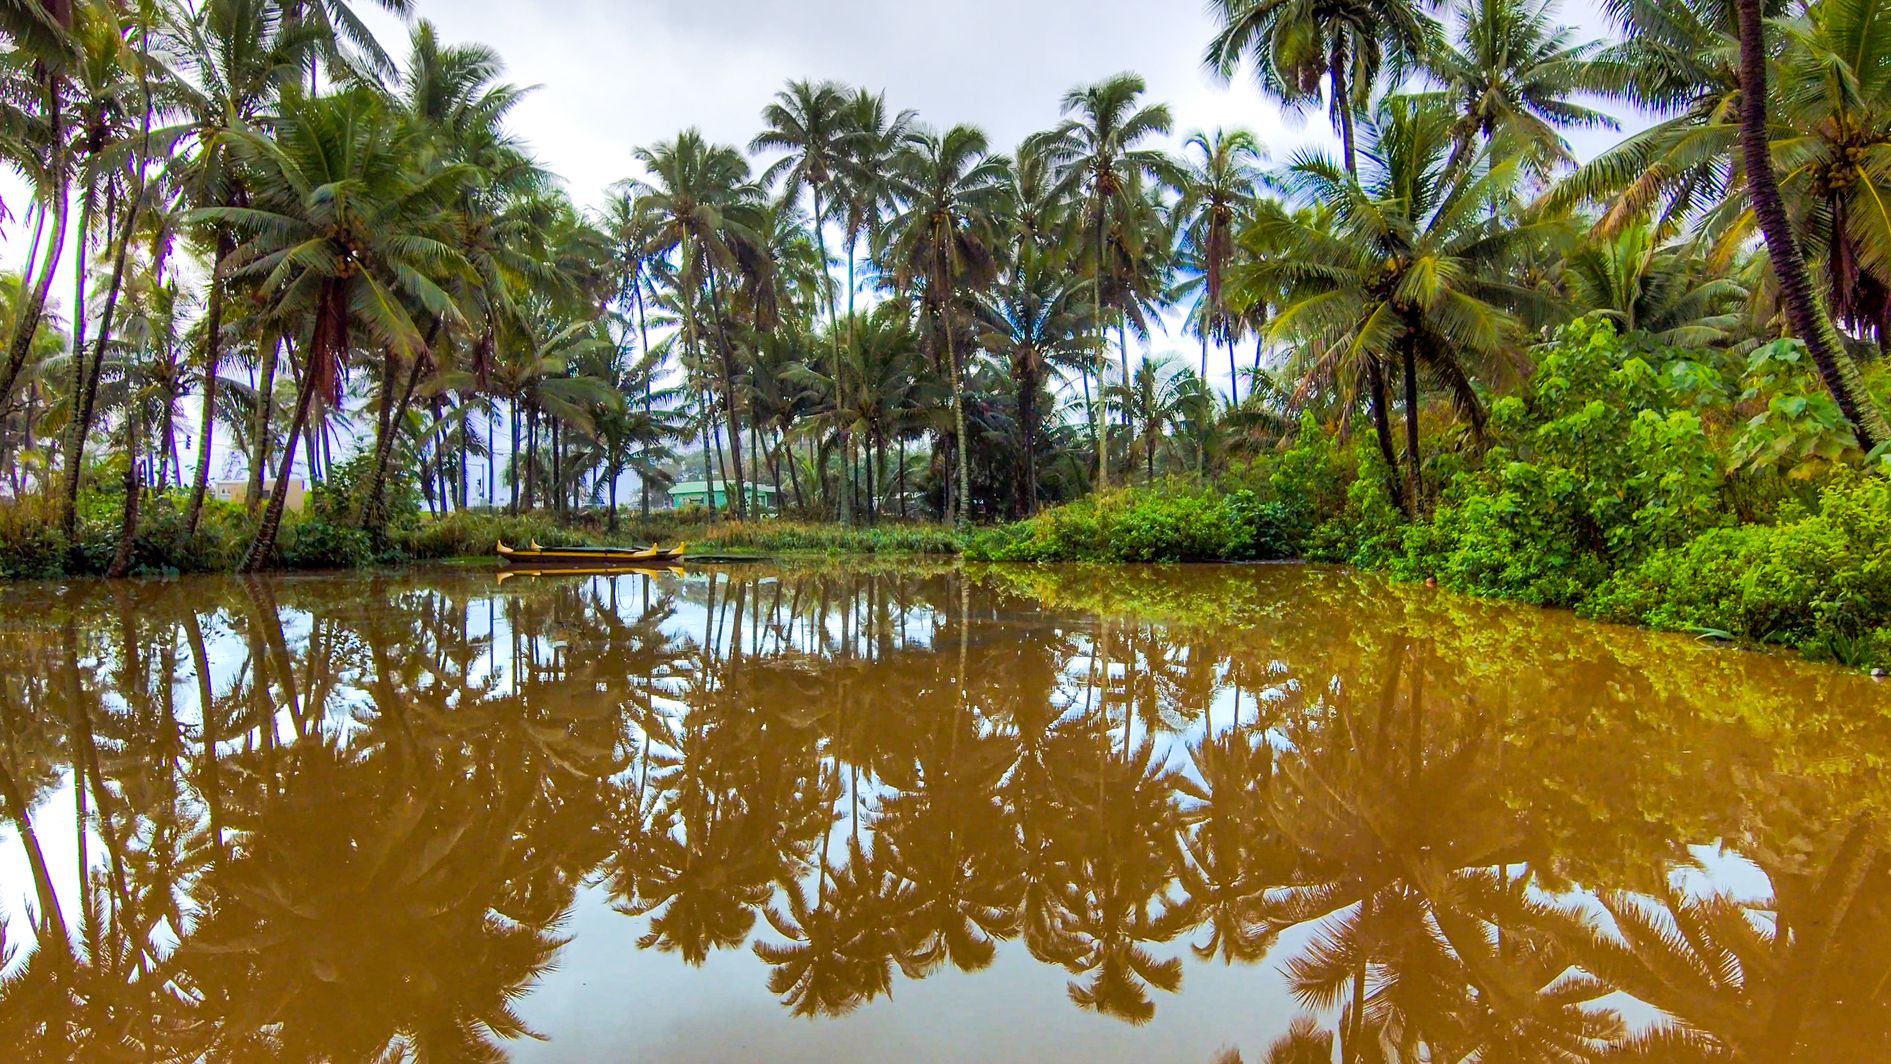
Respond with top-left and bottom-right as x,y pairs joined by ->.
211,478 -> 307,514
666,480 -> 778,514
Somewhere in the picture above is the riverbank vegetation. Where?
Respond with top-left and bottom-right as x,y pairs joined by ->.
970,321 -> 1891,667
0,0 -> 1889,665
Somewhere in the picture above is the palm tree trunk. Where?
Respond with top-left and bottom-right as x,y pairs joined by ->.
786,429 -> 806,510
241,351 -> 319,572
1226,334 -> 1240,406
361,344 -> 427,529
1402,341 -> 1423,508
107,392 -> 142,578
1093,208 -> 1111,490
705,270 -> 749,521
1331,49 -> 1358,178
508,399 -> 522,514
0,144 -> 68,415
1019,357 -> 1040,517
1366,358 -> 1408,515
65,19 -> 158,543
1735,0 -> 1891,450
58,182 -> 94,503
248,333 -> 282,514
635,273 -> 654,520
943,297 -> 973,527
813,186 -> 851,528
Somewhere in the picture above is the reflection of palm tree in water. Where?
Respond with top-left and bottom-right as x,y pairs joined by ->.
1,565 -> 1887,1060
1257,638 -> 1621,1059
182,741 -> 568,1061
1029,733 -> 1189,1023
1540,813 -> 1889,1060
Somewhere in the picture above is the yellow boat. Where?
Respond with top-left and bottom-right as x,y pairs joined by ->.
496,539 -> 688,567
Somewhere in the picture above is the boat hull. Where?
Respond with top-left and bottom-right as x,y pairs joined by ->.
496,540 -> 687,567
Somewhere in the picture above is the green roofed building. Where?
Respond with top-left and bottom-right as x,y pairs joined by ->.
666,480 -> 779,513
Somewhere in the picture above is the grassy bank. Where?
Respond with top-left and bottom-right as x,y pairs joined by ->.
0,491 -> 963,580
969,321 -> 1891,671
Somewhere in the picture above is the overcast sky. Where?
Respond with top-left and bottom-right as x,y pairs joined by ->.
357,0 -> 1303,206
355,0 -> 1630,209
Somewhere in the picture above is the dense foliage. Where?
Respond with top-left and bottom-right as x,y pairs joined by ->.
976,321 -> 1891,666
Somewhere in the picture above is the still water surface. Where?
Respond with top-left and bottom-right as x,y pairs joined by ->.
0,562 -> 1886,1061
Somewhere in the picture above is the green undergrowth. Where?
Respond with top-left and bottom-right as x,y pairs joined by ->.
969,320 -> 1891,669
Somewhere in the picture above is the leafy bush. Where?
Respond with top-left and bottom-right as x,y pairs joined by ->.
966,486 -> 1254,562
0,494 -> 67,579
276,516 -> 377,570
693,520 -> 963,555
1396,319 -> 1735,606
1587,472 -> 1891,666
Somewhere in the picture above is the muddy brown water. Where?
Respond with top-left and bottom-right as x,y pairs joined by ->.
0,562 -> 1886,1061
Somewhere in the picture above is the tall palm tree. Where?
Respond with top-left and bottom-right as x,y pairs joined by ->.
1553,0 -> 1891,447
1237,98 -> 1561,509
1414,0 -> 1620,177
1174,128 -> 1262,403
751,80 -> 850,513
0,0 -> 78,427
602,184 -> 674,519
357,18 -> 544,527
1735,0 -> 1891,448
1205,0 -> 1437,176
834,89 -> 917,321
882,124 -> 1009,526
196,86 -> 472,569
975,238 -> 1092,516
633,130 -> 772,520
1028,74 -> 1174,491
168,0 -> 323,536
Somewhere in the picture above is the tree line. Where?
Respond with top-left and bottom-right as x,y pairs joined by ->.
1,0 -> 1889,574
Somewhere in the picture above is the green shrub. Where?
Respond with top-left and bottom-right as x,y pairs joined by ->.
1396,320 -> 1735,606
0,495 -> 67,579
276,517 -> 377,570
1586,472 -> 1891,666
965,486 -> 1253,562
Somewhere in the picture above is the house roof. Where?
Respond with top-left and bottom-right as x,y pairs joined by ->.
668,480 -> 778,496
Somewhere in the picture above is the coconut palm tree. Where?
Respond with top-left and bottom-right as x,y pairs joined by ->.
975,239 -> 1092,515
1204,0 -> 1438,176
1173,128 -> 1262,403
882,124 -> 1009,526
0,0 -> 78,432
1107,355 -> 1213,483
1561,222 -> 1747,346
1236,97 -> 1561,509
1414,0 -> 1621,177
1027,74 -> 1174,491
1552,0 -> 1891,447
167,0 -> 323,536
195,86 -> 473,569
633,130 -> 772,520
1736,0 -> 1890,448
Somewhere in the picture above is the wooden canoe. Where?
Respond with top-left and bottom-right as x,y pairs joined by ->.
496,539 -> 688,566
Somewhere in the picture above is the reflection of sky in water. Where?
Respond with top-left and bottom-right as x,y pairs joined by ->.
1,563 -> 1886,1060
